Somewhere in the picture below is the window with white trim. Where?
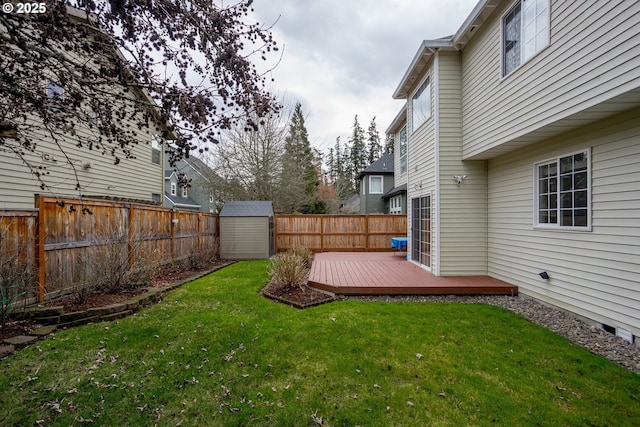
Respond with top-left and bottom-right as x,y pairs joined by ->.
535,150 -> 590,229
170,182 -> 177,196
369,176 -> 383,194
502,0 -> 549,77
181,186 -> 188,197
399,125 -> 407,174
151,135 -> 162,165
389,195 -> 402,214
411,77 -> 430,132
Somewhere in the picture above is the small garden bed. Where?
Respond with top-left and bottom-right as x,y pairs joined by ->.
260,246 -> 336,308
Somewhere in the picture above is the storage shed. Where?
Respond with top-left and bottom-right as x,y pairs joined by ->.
219,201 -> 275,259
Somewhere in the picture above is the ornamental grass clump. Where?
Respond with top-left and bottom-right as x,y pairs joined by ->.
290,244 -> 313,268
267,251 -> 309,289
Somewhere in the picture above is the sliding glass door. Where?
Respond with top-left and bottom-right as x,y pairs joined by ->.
411,196 -> 431,268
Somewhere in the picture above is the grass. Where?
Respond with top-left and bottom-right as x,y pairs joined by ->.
1,261 -> 639,426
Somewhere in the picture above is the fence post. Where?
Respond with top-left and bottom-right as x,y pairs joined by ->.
170,210 -> 175,261
33,194 -> 46,302
273,215 -> 278,252
364,215 -> 369,252
320,215 -> 324,252
127,203 -> 134,272
197,213 -> 201,254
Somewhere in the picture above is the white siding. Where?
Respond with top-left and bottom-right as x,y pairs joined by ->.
437,51 -> 488,275
488,107 -> 640,336
461,0 -> 640,159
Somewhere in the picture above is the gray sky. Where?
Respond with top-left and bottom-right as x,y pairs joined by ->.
251,0 -> 478,153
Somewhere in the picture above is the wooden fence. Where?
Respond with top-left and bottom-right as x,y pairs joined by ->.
0,196 -> 219,303
275,214 -> 407,253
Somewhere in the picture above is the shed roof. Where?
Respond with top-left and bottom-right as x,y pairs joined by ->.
219,201 -> 273,217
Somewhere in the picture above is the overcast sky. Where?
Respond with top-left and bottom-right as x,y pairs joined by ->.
250,0 -> 478,154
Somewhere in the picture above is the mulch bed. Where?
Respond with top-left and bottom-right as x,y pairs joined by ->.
0,260 -> 230,341
260,280 -> 337,309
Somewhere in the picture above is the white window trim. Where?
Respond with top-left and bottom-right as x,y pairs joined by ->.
170,182 -> 177,196
411,76 -> 431,133
501,0 -> 550,78
399,125 -> 408,175
533,148 -> 591,231
369,176 -> 383,194
182,186 -> 188,198
390,195 -> 402,214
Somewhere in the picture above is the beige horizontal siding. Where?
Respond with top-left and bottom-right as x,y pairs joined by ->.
437,50 -> 488,275
406,65 -> 437,271
0,104 -> 164,209
488,107 -> 640,335
461,0 -> 640,159
220,217 -> 268,259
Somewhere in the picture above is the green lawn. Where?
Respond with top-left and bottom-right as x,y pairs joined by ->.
1,261 -> 639,426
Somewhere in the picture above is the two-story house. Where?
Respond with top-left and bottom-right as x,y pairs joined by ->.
164,151 -> 219,213
0,7 -> 168,209
384,106 -> 409,215
392,0 -> 640,342
358,154 -> 395,214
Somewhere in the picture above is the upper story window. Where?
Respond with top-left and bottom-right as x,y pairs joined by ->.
411,77 -> 431,132
369,176 -> 383,194
503,0 -> 549,77
181,186 -> 188,198
534,149 -> 590,229
170,182 -> 177,196
399,125 -> 407,174
151,135 -> 162,165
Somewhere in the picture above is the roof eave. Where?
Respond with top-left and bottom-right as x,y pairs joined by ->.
385,105 -> 407,135
452,0 -> 503,50
392,39 -> 455,99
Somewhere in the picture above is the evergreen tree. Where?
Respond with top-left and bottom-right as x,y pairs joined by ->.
383,134 -> 395,154
349,115 -> 367,191
280,102 -> 317,213
366,117 -> 383,164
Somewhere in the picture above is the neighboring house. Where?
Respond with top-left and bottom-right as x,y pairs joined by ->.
163,170 -> 200,211
384,106 -> 409,215
0,7 -> 168,209
357,154 -> 395,214
164,151 -> 218,213
392,0 -> 640,342
338,194 -> 360,214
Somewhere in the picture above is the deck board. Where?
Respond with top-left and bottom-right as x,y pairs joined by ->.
308,252 -> 518,296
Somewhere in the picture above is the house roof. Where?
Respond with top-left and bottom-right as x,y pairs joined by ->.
164,193 -> 200,209
164,170 -> 177,179
219,201 -> 273,217
392,0 -> 502,99
382,183 -> 407,199
357,154 -> 394,179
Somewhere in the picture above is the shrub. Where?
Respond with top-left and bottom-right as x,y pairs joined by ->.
290,245 -> 313,268
268,252 -> 308,289
0,224 -> 33,325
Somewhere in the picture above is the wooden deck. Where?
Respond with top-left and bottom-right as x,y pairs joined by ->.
308,252 -> 518,296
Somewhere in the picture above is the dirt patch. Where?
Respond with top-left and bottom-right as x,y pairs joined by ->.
0,319 -> 41,341
260,280 -> 336,309
1,260 -> 230,341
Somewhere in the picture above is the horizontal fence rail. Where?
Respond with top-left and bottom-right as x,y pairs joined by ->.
275,214 -> 407,253
0,196 -> 219,304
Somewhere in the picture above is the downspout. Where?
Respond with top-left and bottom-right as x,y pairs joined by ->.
433,48 -> 441,276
